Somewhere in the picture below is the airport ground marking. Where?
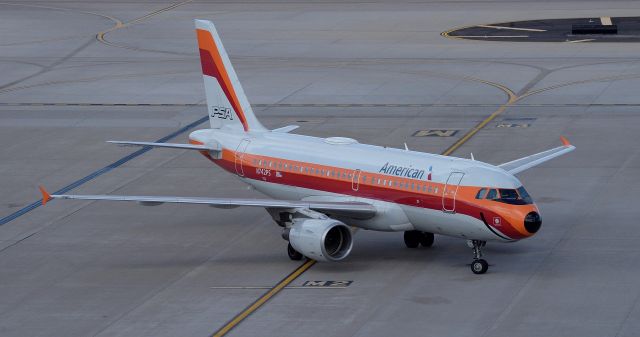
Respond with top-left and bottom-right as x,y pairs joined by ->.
4,102 -> 640,108
211,259 -> 316,337
96,0 -> 193,53
413,129 -> 459,137
0,115 -> 208,226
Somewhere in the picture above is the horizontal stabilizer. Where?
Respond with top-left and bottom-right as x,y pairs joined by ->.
107,141 -> 220,151
271,125 -> 299,133
499,136 -> 576,174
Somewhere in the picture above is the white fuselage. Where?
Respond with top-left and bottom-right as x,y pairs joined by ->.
189,128 -> 535,242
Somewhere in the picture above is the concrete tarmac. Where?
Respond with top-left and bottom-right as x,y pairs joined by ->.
1,1 -> 640,337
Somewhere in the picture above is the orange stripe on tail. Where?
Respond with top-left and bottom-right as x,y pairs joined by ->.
196,29 -> 249,131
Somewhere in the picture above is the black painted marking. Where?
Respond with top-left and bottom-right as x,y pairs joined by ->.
480,212 -> 512,241
302,280 -> 353,287
446,16 -> 640,42
413,129 -> 458,137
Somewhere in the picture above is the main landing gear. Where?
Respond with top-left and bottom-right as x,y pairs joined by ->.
287,243 -> 303,261
404,230 -> 434,248
468,240 -> 488,274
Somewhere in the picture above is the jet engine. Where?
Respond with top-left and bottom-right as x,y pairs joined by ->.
283,219 -> 353,262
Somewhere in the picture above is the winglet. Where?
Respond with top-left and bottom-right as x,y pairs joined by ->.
39,185 -> 52,206
560,136 -> 571,147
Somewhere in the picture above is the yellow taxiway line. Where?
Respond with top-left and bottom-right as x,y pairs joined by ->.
211,259 -> 316,337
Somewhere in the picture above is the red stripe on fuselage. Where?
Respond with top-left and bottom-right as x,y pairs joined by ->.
193,146 -> 528,240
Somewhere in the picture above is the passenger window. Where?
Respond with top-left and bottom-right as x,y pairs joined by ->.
476,188 -> 487,199
486,189 -> 498,200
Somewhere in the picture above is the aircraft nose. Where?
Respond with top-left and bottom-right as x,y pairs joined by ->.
524,211 -> 542,234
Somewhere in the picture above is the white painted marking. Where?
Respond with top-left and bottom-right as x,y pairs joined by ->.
476,25 -> 546,32
600,16 -> 613,25
567,39 -> 595,43
455,35 -> 529,38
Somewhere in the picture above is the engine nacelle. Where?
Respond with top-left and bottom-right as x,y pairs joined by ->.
286,219 -> 353,262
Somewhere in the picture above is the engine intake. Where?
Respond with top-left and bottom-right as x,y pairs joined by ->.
286,219 -> 353,262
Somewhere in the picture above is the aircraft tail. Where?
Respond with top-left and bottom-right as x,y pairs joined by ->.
195,20 -> 266,132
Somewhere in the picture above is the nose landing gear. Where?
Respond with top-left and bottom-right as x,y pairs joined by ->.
468,240 -> 488,274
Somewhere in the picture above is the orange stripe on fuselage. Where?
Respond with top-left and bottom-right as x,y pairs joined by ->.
196,29 -> 249,132
189,142 -> 535,240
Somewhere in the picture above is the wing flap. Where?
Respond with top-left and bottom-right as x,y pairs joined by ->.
499,136 -> 575,174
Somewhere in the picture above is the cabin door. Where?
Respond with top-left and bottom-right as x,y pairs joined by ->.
234,138 -> 251,176
442,171 -> 464,212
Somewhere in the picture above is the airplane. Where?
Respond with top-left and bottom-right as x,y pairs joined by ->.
39,19 -> 575,274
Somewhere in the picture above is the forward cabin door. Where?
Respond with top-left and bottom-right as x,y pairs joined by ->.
442,171 -> 465,212
234,138 -> 251,176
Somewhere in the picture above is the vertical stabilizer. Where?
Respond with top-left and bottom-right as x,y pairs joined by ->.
195,20 -> 266,132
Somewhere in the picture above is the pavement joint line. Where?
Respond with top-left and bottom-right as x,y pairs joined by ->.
3,102 -> 640,107
0,115 -> 208,227
211,259 -> 316,337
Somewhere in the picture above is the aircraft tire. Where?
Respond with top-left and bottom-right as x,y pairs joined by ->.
287,243 -> 303,260
404,231 -> 420,248
420,232 -> 434,247
471,259 -> 489,274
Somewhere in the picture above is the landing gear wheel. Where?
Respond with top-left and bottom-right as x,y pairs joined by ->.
471,259 -> 489,274
287,243 -> 303,261
404,231 -> 420,248
469,240 -> 488,274
419,232 -> 434,247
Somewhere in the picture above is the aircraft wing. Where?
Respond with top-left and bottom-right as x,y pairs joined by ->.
39,186 -> 376,219
498,136 -> 576,174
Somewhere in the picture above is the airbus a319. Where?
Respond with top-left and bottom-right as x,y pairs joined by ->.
40,20 -> 575,274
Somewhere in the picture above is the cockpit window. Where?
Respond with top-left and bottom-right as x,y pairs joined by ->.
499,189 -> 519,201
476,188 -> 487,199
491,188 -> 533,205
517,186 -> 533,204
486,189 -> 498,200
